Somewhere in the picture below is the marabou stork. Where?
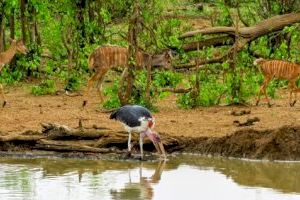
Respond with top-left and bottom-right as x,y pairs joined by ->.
110,105 -> 166,159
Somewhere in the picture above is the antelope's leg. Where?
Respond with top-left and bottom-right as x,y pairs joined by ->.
95,72 -> 107,103
82,73 -> 98,108
289,80 -> 298,107
255,86 -> 262,106
0,84 -> 6,108
83,68 -> 107,107
262,77 -> 271,107
256,77 -> 271,106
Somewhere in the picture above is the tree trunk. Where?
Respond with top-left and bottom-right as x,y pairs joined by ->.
118,1 -> 141,105
87,0 -> 95,43
9,8 -> 15,39
0,2 -> 5,52
0,15 -> 4,52
145,64 -> 152,106
20,0 -> 27,43
76,0 -> 86,48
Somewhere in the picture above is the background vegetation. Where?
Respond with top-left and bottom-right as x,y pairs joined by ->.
0,0 -> 299,109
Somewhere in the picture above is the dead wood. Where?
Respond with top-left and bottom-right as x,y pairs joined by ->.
166,3 -> 203,12
180,12 -> 300,39
94,133 -> 131,148
233,117 -> 260,127
0,134 -> 45,142
230,110 -> 251,116
182,36 -> 234,52
36,139 -> 119,153
175,38 -> 249,69
159,87 -> 192,93
41,123 -> 118,140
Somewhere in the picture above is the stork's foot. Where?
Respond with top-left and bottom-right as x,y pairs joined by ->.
125,151 -> 132,158
290,100 -> 296,107
158,155 -> 168,161
2,101 -> 6,108
139,156 -> 146,161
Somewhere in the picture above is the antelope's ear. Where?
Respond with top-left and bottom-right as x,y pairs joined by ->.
9,38 -> 17,44
165,50 -> 174,58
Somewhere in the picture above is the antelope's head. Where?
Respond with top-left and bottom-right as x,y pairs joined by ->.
16,40 -> 28,55
151,49 -> 175,69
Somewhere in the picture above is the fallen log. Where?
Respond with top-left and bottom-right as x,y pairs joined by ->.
180,12 -> 300,39
0,133 -> 45,142
159,87 -> 192,93
36,139 -> 121,153
41,123 -> 123,140
182,36 -> 234,52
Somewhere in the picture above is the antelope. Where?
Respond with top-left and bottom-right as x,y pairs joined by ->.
254,58 -> 300,107
0,39 -> 28,107
83,45 -> 173,106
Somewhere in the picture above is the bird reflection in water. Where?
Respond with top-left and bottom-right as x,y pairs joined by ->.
110,160 -> 166,200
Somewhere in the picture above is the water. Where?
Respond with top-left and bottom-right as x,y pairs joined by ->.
0,155 -> 299,200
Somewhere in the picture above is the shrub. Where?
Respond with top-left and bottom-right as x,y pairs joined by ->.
31,79 -> 56,96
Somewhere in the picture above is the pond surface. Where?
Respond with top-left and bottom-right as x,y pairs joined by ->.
0,155 -> 299,200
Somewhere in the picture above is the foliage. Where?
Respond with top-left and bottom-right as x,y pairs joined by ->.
64,73 -> 82,92
0,0 -> 299,109
103,70 -> 182,109
177,71 -> 227,108
31,79 -> 56,96
103,79 -> 121,109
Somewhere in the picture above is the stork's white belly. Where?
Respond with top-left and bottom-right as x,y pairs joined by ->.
122,120 -> 149,133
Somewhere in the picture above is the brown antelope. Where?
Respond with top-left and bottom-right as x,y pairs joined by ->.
254,58 -> 300,107
0,39 -> 28,107
83,45 -> 173,106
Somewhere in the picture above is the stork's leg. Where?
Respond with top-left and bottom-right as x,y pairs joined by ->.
128,131 -> 132,152
139,133 -> 145,159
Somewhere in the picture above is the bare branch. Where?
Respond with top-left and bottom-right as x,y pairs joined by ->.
159,87 -> 192,93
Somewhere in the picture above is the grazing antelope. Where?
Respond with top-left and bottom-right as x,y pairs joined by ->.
254,58 -> 300,107
83,45 -> 173,106
0,39 -> 28,107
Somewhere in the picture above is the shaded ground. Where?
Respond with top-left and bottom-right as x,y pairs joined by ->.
0,84 -> 300,160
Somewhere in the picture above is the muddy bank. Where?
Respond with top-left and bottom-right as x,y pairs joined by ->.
180,125 -> 300,160
0,123 -> 299,161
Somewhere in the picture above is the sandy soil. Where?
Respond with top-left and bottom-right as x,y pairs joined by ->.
0,83 -> 299,138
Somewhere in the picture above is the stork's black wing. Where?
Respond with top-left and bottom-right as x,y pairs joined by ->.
109,105 -> 152,127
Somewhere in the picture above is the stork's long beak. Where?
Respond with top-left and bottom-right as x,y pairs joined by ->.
147,130 -> 166,159
153,141 -> 166,158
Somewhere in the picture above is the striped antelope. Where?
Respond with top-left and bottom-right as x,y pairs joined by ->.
0,39 -> 28,107
83,45 -> 173,105
254,58 -> 300,107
